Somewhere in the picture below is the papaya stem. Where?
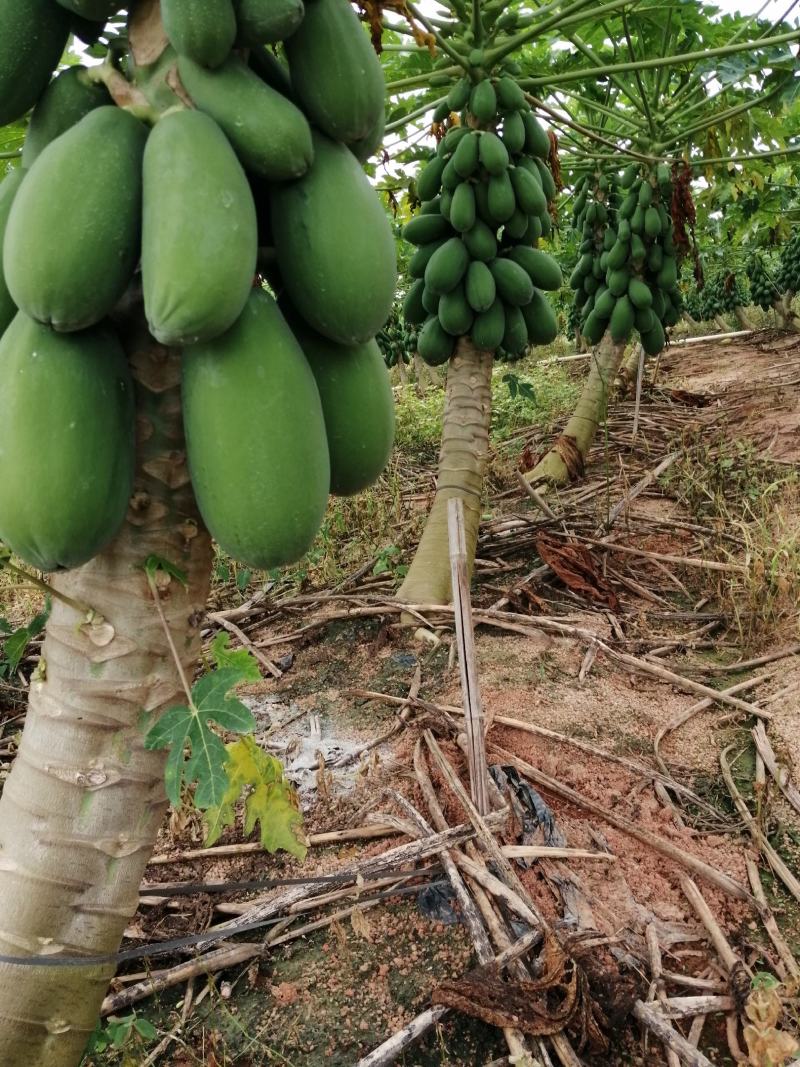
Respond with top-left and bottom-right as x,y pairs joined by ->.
386,95 -> 448,133
405,2 -> 471,72
145,570 -> 195,710
1,561 -> 96,619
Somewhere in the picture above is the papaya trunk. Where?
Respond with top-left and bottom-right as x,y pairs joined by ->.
614,341 -> 643,397
714,313 -> 733,333
0,310 -> 213,1067
682,311 -> 700,331
524,332 -> 625,488
774,294 -> 800,333
397,338 -> 493,606
734,307 -> 755,330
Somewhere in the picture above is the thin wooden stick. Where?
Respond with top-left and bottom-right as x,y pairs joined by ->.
500,845 -> 616,862
448,497 -> 490,814
706,644 -> 800,673
752,722 -> 800,817
516,471 -> 560,519
578,535 -> 745,573
147,824 -> 399,865
632,343 -> 645,438
207,611 -> 283,677
490,742 -> 752,901
633,1001 -> 715,1066
646,923 -> 681,1067
680,877 -> 743,976
720,746 -> 800,904
745,857 -> 800,979
656,996 -> 736,1019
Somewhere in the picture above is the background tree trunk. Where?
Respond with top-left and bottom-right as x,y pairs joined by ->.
0,309 -> 213,1067
614,341 -> 643,397
397,338 -> 493,606
734,306 -> 755,330
774,293 -> 800,332
525,332 -> 625,488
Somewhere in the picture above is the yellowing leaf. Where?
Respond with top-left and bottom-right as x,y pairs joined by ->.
204,736 -> 307,859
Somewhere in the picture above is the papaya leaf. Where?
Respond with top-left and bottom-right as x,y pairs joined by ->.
144,667 -> 256,808
0,597 -> 51,676
204,736 -> 306,859
209,632 -> 261,682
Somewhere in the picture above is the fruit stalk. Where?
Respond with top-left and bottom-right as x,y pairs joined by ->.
397,337 -> 493,606
0,310 -> 213,1067
525,331 -> 625,487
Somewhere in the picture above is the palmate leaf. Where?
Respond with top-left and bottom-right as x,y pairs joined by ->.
209,632 -> 261,682
205,736 -> 307,859
145,666 -> 256,808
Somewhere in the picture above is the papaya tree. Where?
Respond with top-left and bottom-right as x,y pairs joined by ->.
0,1 -> 396,1063
382,0 -> 800,598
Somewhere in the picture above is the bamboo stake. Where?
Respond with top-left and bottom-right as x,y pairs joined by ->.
633,1001 -> 715,1066
745,857 -> 800,980
448,497 -> 490,814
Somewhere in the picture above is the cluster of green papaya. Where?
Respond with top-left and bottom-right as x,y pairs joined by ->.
569,161 -> 681,355
0,0 -> 397,573
747,254 -> 779,312
697,271 -> 749,321
775,232 -> 800,295
402,70 -> 562,366
377,305 -> 417,369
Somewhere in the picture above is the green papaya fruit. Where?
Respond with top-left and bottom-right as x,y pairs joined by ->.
470,79 -> 497,123
470,298 -> 505,350
631,205 -> 645,234
285,0 -> 384,144
533,157 -> 556,202
644,205 -> 662,238
143,109 -> 256,345
478,132 -> 509,176
234,0 -> 304,45
420,197 -> 442,215
609,295 -> 634,342
403,213 -> 451,245
450,132 -> 478,180
582,309 -> 607,345
177,56 -> 313,180
502,304 -> 528,354
503,209 -> 529,240
620,163 -> 638,189
521,289 -> 558,345
640,318 -> 665,356
465,260 -> 496,313
0,0 -> 71,127
421,285 -> 441,315
630,234 -> 646,266
441,157 -> 461,192
488,171 -> 516,223
462,219 -> 497,262
496,76 -> 526,110
443,126 -> 470,153
162,0 -> 236,68
502,111 -> 526,154
651,289 -> 666,320
619,193 -> 637,221
634,306 -> 655,333
593,287 -> 616,319
438,283 -> 474,335
522,112 -> 550,159
424,237 -> 469,295
0,312 -> 134,572
416,154 -> 447,202
5,107 -> 145,333
647,244 -> 663,272
271,132 -> 396,343
657,256 -> 678,290
628,277 -> 653,309
509,166 -> 547,216
606,268 -> 630,297
0,170 -> 24,336
506,247 -> 562,292
418,314 -> 455,365
447,76 -> 471,112
403,278 -> 427,324
489,258 -> 533,307
449,181 -> 476,233
409,238 -> 447,279
638,181 -> 653,207
290,316 -> 395,496
184,290 -> 329,566
22,65 -> 110,168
